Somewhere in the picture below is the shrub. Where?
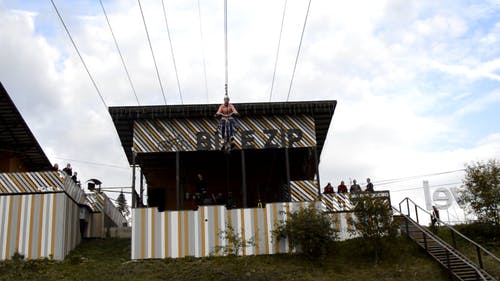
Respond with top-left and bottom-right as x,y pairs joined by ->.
273,203 -> 338,258
212,223 -> 255,256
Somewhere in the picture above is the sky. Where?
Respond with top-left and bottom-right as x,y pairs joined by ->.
0,0 -> 499,222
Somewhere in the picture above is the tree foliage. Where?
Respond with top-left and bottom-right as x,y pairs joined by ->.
348,193 -> 397,263
458,159 -> 500,225
116,191 -> 130,220
273,203 -> 338,258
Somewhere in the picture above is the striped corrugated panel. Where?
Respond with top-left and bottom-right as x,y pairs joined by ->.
321,193 -> 354,212
86,192 -> 126,227
130,201 -> 358,259
86,213 -> 105,238
0,171 -> 86,205
0,171 -> 64,194
132,115 -> 316,153
290,180 -> 320,202
0,193 -> 81,260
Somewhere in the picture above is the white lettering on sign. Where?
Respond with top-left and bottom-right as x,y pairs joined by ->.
423,181 -> 461,211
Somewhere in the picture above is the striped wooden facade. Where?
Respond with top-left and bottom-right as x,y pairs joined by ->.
133,115 -> 316,153
290,180 -> 320,201
85,193 -> 126,238
0,171 -> 126,258
0,193 -> 80,260
131,202 -> 356,259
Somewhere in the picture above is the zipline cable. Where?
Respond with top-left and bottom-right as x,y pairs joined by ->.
224,0 -> 228,98
99,0 -> 140,105
196,0 -> 210,103
161,0 -> 183,105
49,0 -> 107,109
137,0 -> 167,104
286,0 -> 312,102
269,0 -> 288,102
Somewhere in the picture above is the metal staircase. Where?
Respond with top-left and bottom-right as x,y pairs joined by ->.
394,198 -> 499,281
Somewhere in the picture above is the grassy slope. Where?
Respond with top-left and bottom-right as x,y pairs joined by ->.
0,238 -> 449,281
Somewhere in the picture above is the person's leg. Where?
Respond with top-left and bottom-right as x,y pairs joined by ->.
229,119 -> 235,140
220,120 -> 226,141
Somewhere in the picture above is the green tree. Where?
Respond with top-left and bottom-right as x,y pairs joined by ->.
458,159 -> 500,225
348,193 -> 397,263
274,203 -> 338,259
116,190 -> 130,220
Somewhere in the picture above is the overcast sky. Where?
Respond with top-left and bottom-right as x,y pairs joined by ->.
1,0 -> 499,219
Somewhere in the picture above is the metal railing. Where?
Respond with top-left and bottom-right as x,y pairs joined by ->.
393,206 -> 489,281
398,197 -> 500,270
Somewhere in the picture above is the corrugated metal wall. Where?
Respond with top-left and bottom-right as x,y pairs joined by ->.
86,213 -> 105,238
0,193 -> 81,260
131,202 -> 355,259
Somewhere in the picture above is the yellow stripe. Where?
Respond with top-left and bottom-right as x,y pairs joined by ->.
21,173 -> 38,192
51,194 -> 57,256
177,211 -> 182,257
200,207 -> 206,257
141,209 -> 145,259
253,208 -> 259,255
98,213 -> 103,238
9,174 -> 26,193
5,196 -> 14,259
37,194 -> 45,258
335,213 -> 340,231
263,207 -> 269,254
0,182 -> 7,192
240,209 -> 246,256
227,210 -> 232,252
151,209 -> 155,258
273,204 -> 279,253
345,213 -> 351,232
213,207 -> 219,256
27,195 -> 36,259
184,211 -> 189,256
164,212 -> 169,258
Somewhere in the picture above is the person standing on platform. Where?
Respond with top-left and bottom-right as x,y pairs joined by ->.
337,181 -> 348,193
323,182 -> 334,194
365,178 -> 374,192
350,179 -> 361,194
63,163 -> 72,176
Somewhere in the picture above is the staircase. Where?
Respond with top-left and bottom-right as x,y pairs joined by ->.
394,198 -> 499,281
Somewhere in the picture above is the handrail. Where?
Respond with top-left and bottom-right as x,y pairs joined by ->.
399,197 -> 500,264
392,206 -> 488,281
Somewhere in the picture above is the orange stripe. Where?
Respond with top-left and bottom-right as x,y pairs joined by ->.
253,208 -> 259,255
0,182 -> 7,192
345,213 -> 351,232
240,210 -> 246,256
5,196 -> 14,258
177,211 -> 182,257
164,212 -> 169,258
200,207 -> 205,256
273,204 -> 279,253
141,209 -> 145,259
27,195 -> 36,259
9,174 -> 26,193
151,209 -> 155,258
184,211 -> 189,256
51,194 -> 57,256
213,207 -> 219,256
37,194 -> 45,258
226,210 -> 232,253
15,196 -> 23,254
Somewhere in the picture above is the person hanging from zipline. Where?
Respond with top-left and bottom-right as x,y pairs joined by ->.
215,95 -> 238,146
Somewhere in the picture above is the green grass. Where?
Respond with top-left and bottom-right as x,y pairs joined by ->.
433,225 -> 500,280
0,238 -> 449,281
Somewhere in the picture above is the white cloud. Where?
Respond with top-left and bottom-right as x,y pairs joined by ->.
1,0 -> 499,208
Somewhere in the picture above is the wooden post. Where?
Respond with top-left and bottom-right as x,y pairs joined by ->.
131,148 -> 136,208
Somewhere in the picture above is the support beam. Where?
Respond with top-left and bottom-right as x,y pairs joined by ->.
140,168 -> 144,207
313,146 -> 321,196
241,149 -> 247,208
176,151 -> 180,210
131,148 -> 136,208
284,147 -> 291,201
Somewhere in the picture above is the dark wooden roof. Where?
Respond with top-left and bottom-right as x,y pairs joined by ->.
109,101 -> 337,164
0,82 -> 52,171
